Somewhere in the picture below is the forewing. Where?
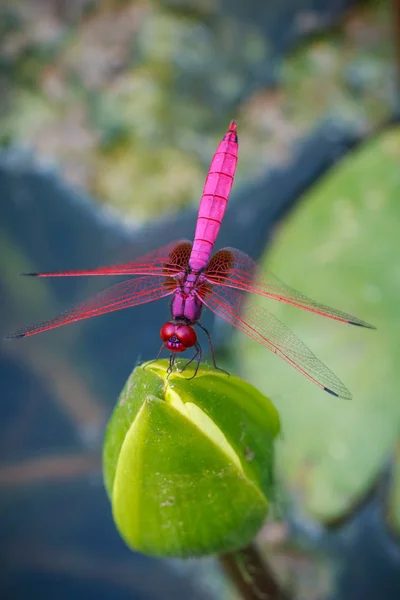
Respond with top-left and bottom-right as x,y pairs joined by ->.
198,284 -> 352,399
23,240 -> 193,278
206,248 -> 374,329
6,276 -> 176,338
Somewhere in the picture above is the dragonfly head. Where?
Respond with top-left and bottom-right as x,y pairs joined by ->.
160,321 -> 197,353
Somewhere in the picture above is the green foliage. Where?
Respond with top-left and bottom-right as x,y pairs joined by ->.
241,127 -> 400,524
388,440 -> 400,535
103,360 -> 280,557
1,1 -> 393,223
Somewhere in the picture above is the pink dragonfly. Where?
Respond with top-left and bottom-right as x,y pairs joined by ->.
6,121 -> 374,398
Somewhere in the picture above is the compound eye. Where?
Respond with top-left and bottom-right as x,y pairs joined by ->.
175,325 -> 197,348
160,322 -> 176,342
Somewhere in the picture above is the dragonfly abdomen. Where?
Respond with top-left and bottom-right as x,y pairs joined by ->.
189,121 -> 238,271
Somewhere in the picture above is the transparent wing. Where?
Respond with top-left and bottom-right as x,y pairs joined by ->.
22,240 -> 192,278
205,248 -> 374,329
6,276 -> 175,338
198,284 -> 352,399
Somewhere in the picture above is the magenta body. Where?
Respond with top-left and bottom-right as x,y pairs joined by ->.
188,122 -> 238,272
169,121 -> 239,327
9,118 -> 371,397
171,270 -> 204,323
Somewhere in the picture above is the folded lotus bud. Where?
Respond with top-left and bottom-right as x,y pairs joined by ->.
103,360 -> 280,558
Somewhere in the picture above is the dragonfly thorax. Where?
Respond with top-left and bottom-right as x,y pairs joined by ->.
160,321 -> 197,353
171,289 -> 203,324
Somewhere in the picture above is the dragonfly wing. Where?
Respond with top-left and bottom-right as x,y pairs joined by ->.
205,248 -> 375,329
22,240 -> 193,278
198,284 -> 352,399
6,276 -> 175,338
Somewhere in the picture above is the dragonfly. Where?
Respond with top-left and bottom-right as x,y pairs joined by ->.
6,121 -> 374,398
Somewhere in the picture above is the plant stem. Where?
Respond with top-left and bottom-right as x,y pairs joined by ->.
219,542 -> 291,600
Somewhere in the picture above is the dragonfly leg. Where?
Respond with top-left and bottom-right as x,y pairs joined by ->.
167,353 -> 175,378
181,343 -> 202,380
197,322 -> 230,376
180,343 -> 201,373
144,343 -> 164,370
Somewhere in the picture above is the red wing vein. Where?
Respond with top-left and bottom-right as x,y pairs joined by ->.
206,248 -> 374,329
26,240 -> 192,278
7,276 -> 175,338
199,285 -> 351,399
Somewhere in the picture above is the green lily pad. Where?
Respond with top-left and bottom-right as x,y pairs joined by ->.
240,127 -> 400,522
387,441 -> 400,536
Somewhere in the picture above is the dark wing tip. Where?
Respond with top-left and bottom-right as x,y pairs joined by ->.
324,386 -> 339,397
4,333 -> 25,340
324,386 -> 352,400
349,320 -> 376,329
19,272 -> 39,277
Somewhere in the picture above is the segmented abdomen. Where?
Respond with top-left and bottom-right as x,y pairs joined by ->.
189,121 -> 238,271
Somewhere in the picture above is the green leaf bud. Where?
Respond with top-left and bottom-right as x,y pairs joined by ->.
103,360 -> 280,558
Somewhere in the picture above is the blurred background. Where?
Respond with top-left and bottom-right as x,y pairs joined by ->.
1,0 -> 399,598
